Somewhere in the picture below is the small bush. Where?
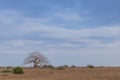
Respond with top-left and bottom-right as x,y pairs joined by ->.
56,66 -> 64,70
71,65 -> 76,68
86,65 -> 94,68
42,65 -> 55,70
62,65 -> 69,68
6,66 -> 12,69
2,70 -> 12,73
13,67 -> 24,74
47,65 -> 54,68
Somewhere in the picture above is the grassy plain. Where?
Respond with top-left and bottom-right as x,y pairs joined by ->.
0,67 -> 120,80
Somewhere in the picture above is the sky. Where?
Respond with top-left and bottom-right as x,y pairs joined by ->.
0,0 -> 120,67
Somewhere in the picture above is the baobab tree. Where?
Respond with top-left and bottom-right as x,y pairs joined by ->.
24,51 -> 49,68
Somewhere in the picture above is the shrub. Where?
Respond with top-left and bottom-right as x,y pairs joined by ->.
42,65 -> 55,70
6,66 -> 12,69
86,65 -> 94,68
2,70 -> 12,73
62,65 -> 69,68
13,67 -> 24,74
71,65 -> 76,68
47,65 -> 55,69
56,66 -> 64,70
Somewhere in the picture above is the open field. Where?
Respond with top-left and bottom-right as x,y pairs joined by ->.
0,67 -> 120,80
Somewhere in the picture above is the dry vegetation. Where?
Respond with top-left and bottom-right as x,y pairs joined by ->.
0,67 -> 120,80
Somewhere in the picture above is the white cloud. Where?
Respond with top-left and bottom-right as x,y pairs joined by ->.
55,12 -> 81,21
0,10 -> 22,25
0,10 -> 120,55
3,40 -> 44,47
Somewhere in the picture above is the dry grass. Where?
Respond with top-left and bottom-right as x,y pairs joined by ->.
0,67 -> 120,80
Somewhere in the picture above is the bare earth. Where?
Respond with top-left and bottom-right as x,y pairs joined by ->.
0,67 -> 120,80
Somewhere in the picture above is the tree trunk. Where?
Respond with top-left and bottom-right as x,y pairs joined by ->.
34,63 -> 38,68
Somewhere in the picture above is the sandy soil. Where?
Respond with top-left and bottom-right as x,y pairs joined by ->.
0,67 -> 120,80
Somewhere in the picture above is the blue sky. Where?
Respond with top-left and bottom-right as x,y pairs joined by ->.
0,0 -> 120,67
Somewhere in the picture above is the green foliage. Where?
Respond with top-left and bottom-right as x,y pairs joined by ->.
86,65 -> 94,68
13,67 -> 24,74
2,69 -> 12,73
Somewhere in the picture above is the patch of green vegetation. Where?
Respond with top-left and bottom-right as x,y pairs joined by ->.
86,64 -> 94,68
2,69 -> 12,73
71,65 -> 76,68
13,67 -> 24,74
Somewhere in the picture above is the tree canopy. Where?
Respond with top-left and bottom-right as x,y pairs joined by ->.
24,51 -> 49,67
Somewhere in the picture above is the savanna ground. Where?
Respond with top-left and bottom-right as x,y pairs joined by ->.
0,67 -> 120,80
